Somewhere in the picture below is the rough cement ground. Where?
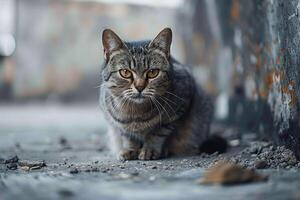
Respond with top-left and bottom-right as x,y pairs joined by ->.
1,104 -> 300,200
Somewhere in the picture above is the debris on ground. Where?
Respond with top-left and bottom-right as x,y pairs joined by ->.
198,160 -> 268,185
115,172 -> 139,180
1,155 -> 19,164
69,168 -> 79,174
257,145 -> 299,168
0,155 -> 47,171
239,142 -> 300,169
1,156 -> 19,170
58,189 -> 74,197
242,141 -> 271,155
254,160 -> 268,169
6,163 -> 18,170
18,160 -> 47,171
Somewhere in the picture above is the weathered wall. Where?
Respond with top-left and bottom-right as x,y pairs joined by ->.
181,0 -> 300,158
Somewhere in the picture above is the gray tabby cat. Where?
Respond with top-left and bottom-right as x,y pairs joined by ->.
99,28 -> 213,160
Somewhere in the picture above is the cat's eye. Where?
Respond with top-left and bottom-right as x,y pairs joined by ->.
119,69 -> 132,78
147,69 -> 160,79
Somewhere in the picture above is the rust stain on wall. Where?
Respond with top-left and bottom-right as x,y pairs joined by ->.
230,0 -> 240,22
282,81 -> 297,107
264,70 -> 283,90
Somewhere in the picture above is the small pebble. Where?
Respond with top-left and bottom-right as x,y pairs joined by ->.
4,155 -> 19,164
20,166 -> 30,171
58,189 -> 74,197
59,137 -> 68,145
92,167 -> 99,172
254,160 -> 268,169
118,173 -> 132,179
7,163 -> 18,170
164,166 -> 170,170
69,168 -> 79,174
131,172 -> 139,176
149,176 -> 156,181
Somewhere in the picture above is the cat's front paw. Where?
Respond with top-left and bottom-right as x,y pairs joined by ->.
118,149 -> 139,161
138,148 -> 161,160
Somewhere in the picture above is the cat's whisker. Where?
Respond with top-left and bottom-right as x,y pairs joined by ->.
159,95 -> 178,105
110,93 -> 126,114
105,93 -> 122,103
150,97 -> 162,127
152,96 -> 172,122
125,95 -> 134,116
165,91 -> 186,103
156,96 -> 177,116
148,96 -> 154,113
118,95 -> 128,112
142,92 -> 154,97
120,92 -> 133,115
119,99 -> 128,114
125,92 -> 134,98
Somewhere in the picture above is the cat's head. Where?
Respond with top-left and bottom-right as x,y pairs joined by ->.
101,28 -> 172,103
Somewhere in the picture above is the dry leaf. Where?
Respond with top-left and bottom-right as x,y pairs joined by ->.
198,160 -> 268,185
18,160 -> 46,170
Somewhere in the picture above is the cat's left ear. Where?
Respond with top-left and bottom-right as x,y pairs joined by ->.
149,28 -> 172,58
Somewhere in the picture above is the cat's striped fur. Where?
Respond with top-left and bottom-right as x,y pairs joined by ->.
99,28 -> 213,160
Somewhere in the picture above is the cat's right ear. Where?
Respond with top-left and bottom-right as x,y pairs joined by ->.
102,29 -> 125,60
149,28 -> 172,58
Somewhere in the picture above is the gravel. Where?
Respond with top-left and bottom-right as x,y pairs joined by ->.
227,141 -> 300,169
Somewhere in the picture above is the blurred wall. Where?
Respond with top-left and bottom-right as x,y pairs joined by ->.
181,0 -> 300,158
0,0 -> 184,102
0,0 -> 16,101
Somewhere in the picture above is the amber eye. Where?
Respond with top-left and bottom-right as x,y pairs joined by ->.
147,69 -> 160,79
119,69 -> 132,78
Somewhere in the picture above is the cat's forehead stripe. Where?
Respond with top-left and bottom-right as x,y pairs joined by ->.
129,46 -> 149,71
109,42 -> 167,71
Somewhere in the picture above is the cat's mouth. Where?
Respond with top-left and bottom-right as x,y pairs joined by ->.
131,93 -> 146,99
130,93 -> 147,103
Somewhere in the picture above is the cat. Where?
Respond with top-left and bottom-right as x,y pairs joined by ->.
99,28 -> 214,160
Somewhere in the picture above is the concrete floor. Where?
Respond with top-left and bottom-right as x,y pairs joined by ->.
0,104 -> 300,200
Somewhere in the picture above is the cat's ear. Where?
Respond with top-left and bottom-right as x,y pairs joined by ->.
102,29 -> 126,60
149,28 -> 172,58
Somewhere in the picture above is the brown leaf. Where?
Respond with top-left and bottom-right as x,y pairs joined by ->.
198,160 -> 268,185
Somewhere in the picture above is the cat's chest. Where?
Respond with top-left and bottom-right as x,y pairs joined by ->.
103,97 -> 159,132
105,112 -> 158,135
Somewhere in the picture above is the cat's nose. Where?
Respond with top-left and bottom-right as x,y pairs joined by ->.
135,85 -> 145,92
134,79 -> 146,92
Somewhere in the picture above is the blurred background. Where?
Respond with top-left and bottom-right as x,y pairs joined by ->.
0,0 -> 299,158
0,0 -> 186,103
